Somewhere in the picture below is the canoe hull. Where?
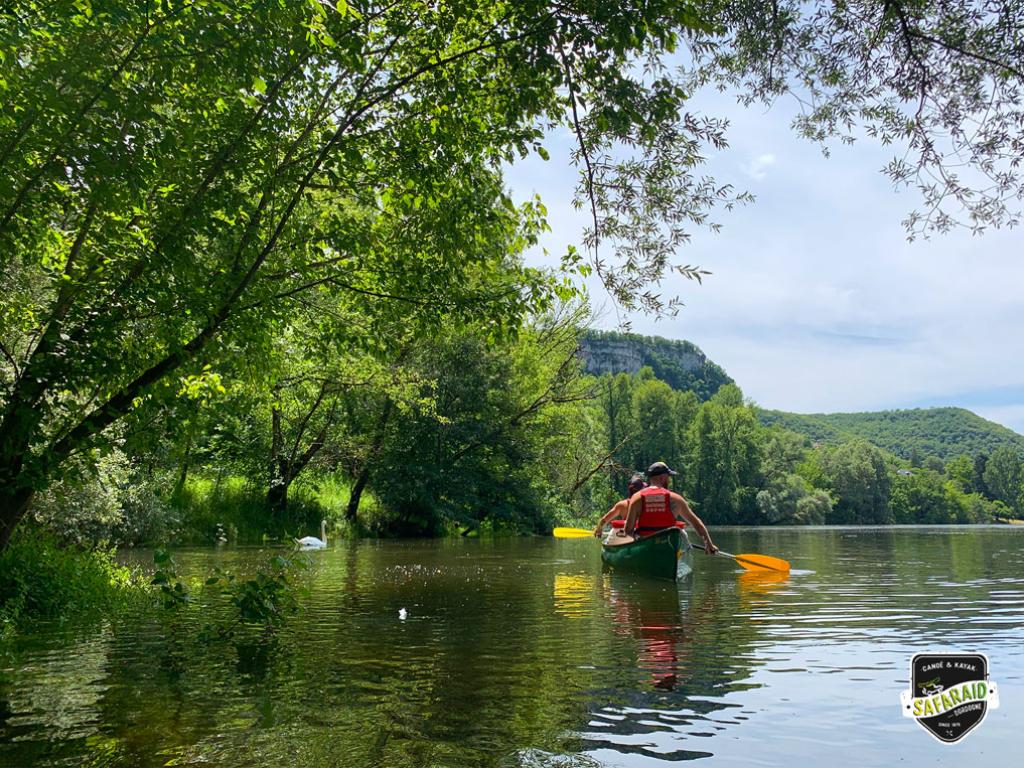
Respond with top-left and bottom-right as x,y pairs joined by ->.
601,527 -> 691,580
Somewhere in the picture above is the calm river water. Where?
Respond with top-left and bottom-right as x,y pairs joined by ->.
1,526 -> 1021,767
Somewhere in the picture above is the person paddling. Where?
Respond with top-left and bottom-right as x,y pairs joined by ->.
593,473 -> 647,537
623,462 -> 719,555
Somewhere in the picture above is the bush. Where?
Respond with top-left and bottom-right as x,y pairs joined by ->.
755,474 -> 832,524
29,449 -> 179,547
0,529 -> 137,634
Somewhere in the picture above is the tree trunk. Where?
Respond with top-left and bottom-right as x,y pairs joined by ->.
345,399 -> 394,524
0,401 -> 45,551
267,401 -> 288,513
173,435 -> 193,499
267,473 -> 290,513
345,467 -> 370,523
0,484 -> 35,551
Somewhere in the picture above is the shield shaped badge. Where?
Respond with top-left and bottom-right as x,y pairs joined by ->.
900,653 -> 1000,743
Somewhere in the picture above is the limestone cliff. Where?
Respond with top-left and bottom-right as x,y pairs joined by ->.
579,331 -> 732,401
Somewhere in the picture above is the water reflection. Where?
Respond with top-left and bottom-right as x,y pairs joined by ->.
580,570 -> 759,762
605,575 -> 688,690
554,573 -> 597,620
1,527 -> 1022,767
736,569 -> 790,594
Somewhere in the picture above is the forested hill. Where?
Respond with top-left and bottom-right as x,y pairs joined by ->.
757,407 -> 1024,460
579,331 -> 733,400
578,330 -> 1024,461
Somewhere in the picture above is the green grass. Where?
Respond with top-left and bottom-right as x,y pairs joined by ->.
172,473 -> 386,544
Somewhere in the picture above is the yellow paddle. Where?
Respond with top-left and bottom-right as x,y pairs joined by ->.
715,550 -> 790,573
554,527 -> 790,572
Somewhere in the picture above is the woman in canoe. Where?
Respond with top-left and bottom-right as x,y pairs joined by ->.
592,473 -> 647,537
623,462 -> 719,555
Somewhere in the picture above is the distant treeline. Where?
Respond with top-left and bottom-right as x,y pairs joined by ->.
757,407 -> 1024,460
580,370 -> 1022,526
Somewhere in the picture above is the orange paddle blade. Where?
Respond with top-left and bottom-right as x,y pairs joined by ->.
553,527 -> 593,538
731,552 -> 790,572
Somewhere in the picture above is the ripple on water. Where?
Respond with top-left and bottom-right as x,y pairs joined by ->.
1,529 -> 1023,767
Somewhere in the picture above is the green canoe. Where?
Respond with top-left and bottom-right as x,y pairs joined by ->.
601,527 -> 692,580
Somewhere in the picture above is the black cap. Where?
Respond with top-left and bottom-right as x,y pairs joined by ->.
627,473 -> 647,492
647,461 -> 678,477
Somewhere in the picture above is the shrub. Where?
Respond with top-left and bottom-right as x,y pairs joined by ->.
0,529 -> 137,634
28,449 -> 179,547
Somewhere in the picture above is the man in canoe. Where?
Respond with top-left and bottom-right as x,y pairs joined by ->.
623,462 -> 719,555
592,473 -> 647,537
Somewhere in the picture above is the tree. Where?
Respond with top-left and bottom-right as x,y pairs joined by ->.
973,453 -> 990,497
761,428 -> 808,484
891,470 -> 954,524
909,448 -> 922,468
946,454 -> 975,493
690,0 -> 1024,237
710,383 -> 745,409
598,372 -> 636,479
3,1 -> 735,548
686,397 -> 762,523
983,446 -> 1023,513
817,441 -> 892,524
630,378 -> 677,473
371,316 -> 587,535
755,474 -> 831,525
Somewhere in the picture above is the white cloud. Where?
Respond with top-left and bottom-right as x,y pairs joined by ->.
504,91 -> 1024,434
741,152 -> 776,181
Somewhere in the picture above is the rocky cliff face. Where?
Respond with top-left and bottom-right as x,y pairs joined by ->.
578,331 -> 732,400
577,336 -> 645,376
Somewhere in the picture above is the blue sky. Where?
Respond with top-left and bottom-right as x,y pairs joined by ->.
505,89 -> 1024,434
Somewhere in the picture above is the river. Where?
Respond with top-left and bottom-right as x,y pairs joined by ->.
1,526 -> 1021,766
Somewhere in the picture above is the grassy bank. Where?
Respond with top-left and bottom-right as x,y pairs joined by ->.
172,474 -> 386,544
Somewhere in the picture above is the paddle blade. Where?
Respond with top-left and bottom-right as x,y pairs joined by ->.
733,553 -> 790,572
553,527 -> 593,538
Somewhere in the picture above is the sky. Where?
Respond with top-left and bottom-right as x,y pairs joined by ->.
504,88 -> 1024,434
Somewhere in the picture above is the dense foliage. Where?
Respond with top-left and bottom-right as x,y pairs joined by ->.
757,407 -> 1024,460
0,0 -> 740,548
576,369 -> 1019,526
3,0 -> 1023,553
0,528 -> 136,633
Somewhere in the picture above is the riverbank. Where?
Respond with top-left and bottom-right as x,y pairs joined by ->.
0,530 -> 141,638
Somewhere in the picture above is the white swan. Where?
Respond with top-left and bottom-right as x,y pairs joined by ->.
295,519 -> 328,550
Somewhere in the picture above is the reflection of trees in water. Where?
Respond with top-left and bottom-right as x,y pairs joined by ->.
0,623 -> 112,761
578,570 -> 769,762
4,532 -> 1018,768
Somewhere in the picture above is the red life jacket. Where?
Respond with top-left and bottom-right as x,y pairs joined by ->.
633,486 -> 680,535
